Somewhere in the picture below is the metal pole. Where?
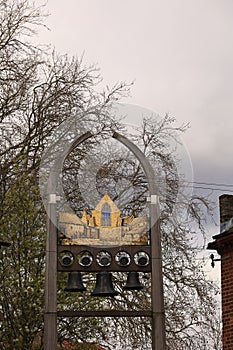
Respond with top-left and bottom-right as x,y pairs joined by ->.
112,132 -> 166,350
43,132 -> 92,349
150,199 -> 166,350
44,198 -> 57,349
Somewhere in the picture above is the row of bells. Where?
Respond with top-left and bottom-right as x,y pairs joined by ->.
64,271 -> 143,297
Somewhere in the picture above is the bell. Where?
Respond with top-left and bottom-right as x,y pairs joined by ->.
91,271 -> 118,297
123,272 -> 143,291
64,272 -> 86,292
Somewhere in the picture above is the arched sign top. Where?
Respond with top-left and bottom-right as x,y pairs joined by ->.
112,132 -> 158,195
46,130 -> 158,196
40,129 -> 160,240
46,131 -> 93,195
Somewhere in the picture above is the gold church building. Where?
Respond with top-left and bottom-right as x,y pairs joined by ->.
59,193 -> 148,246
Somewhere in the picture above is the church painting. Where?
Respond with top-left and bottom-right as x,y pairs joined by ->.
101,202 -> 111,226
59,193 -> 148,246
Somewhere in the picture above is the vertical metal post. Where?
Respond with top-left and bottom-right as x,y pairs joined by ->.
150,197 -> 166,350
44,197 -> 57,349
112,132 -> 166,350
42,132 -> 92,349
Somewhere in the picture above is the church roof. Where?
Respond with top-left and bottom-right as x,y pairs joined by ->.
59,212 -> 84,225
94,193 -> 120,213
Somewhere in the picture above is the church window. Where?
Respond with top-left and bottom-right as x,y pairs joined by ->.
102,202 -> 111,226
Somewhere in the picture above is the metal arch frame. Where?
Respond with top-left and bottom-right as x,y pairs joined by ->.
44,131 -> 166,350
44,131 -> 92,350
113,132 -> 166,350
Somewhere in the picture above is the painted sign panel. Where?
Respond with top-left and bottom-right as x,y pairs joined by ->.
59,193 -> 149,246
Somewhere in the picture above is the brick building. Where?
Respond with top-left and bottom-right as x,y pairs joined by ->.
208,194 -> 233,350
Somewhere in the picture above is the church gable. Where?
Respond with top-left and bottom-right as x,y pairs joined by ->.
90,193 -> 122,228
94,193 -> 120,213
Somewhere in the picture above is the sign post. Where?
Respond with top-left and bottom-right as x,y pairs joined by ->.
43,131 -> 166,350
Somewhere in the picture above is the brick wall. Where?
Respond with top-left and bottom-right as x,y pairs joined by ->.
208,194 -> 233,350
219,241 -> 233,349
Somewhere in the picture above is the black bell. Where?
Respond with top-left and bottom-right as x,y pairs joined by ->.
91,271 -> 118,297
64,272 -> 86,292
123,272 -> 143,291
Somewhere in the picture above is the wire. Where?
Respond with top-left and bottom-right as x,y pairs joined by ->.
179,181 -> 233,193
190,181 -> 233,188
179,185 -> 233,193
192,186 -> 233,193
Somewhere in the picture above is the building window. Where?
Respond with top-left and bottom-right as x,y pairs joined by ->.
102,203 -> 111,226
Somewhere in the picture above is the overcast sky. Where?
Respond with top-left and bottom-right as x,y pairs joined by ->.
37,0 -> 233,245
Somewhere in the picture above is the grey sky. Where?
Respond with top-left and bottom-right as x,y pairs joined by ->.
38,0 -> 233,231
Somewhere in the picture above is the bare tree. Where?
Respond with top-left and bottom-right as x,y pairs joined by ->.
0,1 -> 129,349
0,1 -> 220,349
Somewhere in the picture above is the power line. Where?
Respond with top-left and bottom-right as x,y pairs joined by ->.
190,181 -> 233,188
180,181 -> 233,193
192,186 -> 233,193
179,185 -> 233,193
